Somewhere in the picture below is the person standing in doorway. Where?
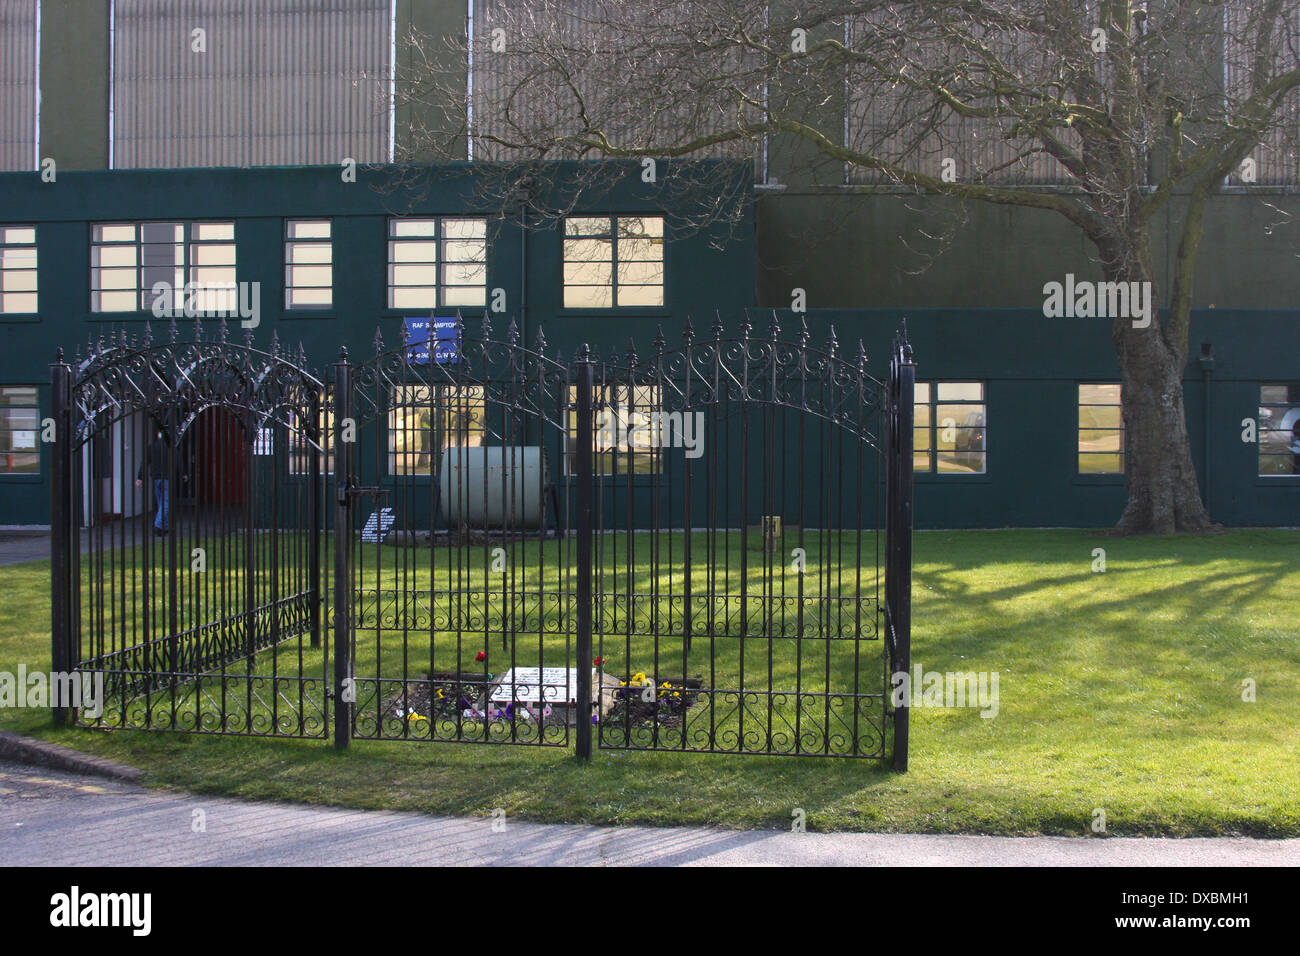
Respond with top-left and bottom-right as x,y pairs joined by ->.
135,429 -> 181,535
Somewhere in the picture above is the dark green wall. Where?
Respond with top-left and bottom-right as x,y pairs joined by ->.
0,161 -> 756,526
757,190 -> 1300,310
2,162 -> 1297,530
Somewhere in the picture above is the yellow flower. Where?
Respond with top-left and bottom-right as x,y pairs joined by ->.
633,672 -> 646,684
436,689 -> 445,699
407,712 -> 427,722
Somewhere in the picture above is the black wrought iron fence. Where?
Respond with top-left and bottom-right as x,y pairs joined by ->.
49,315 -> 914,765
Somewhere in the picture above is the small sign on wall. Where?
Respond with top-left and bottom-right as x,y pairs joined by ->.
361,507 -> 396,543
405,316 -> 461,365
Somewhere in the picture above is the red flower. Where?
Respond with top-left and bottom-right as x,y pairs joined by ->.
475,651 -> 487,663
593,656 -> 604,666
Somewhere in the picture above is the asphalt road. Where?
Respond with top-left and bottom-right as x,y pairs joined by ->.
1,760 -> 1296,867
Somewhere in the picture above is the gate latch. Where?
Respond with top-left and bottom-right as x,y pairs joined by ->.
337,481 -> 391,505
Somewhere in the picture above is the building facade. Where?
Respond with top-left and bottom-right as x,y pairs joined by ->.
0,1 -> 1297,529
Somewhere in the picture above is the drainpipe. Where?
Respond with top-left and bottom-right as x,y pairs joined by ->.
1198,342 -> 1215,514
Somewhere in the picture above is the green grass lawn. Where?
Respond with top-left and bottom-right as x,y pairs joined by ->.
2,528 -> 1298,835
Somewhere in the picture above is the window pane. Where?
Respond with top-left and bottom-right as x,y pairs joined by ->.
287,265 -> 332,288
1079,383 -> 1121,405
93,224 -> 136,242
390,264 -> 438,287
94,290 -> 138,311
1079,453 -> 1124,474
913,382 -> 930,404
442,262 -> 486,286
0,247 -> 37,268
618,217 -> 663,238
288,220 -> 331,240
619,237 -> 663,261
566,217 -> 610,236
1079,405 -> 1122,429
617,261 -> 663,285
287,287 -> 333,308
390,240 -> 438,263
390,219 -> 437,237
1,227 -> 36,244
92,246 -> 136,268
564,238 -> 612,262
937,450 -> 986,474
442,239 -> 485,263
390,287 -> 437,309
1,293 -> 37,312
564,261 -> 612,286
288,242 -> 332,264
936,382 -> 983,401
564,285 -> 613,308
1,270 -> 37,292
191,243 -> 236,266
443,219 -> 486,239
616,285 -> 664,306
191,222 -> 234,240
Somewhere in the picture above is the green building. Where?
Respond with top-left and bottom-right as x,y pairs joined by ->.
1,1 -> 1297,529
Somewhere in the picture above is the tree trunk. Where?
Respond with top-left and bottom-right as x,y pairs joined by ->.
1106,245 -> 1215,535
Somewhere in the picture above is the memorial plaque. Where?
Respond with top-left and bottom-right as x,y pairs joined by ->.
488,667 -> 585,705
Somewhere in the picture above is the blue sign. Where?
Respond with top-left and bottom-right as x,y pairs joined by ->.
405,316 -> 460,365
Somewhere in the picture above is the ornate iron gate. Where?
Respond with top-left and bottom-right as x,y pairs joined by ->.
588,318 -> 900,757
50,324 -> 329,737
330,321 -> 577,749
50,318 -> 913,765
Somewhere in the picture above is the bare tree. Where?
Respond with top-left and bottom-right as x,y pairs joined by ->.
398,0 -> 1300,535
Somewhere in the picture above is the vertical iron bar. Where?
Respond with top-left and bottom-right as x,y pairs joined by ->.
50,355 -> 73,725
891,335 -> 915,772
574,350 -> 594,760
333,352 -> 354,750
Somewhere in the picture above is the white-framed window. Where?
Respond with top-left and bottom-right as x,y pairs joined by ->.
288,387 -> 335,476
387,218 -> 487,309
1078,384 -> 1125,474
563,216 -> 664,308
1259,384 -> 1300,476
913,382 -> 986,474
285,220 -> 333,309
91,221 -> 236,312
0,226 -> 38,314
565,383 -> 662,476
0,386 -> 40,474
387,384 -> 487,475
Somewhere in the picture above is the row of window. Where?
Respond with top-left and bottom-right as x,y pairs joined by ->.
2,384 -> 1296,479
0,216 -> 667,315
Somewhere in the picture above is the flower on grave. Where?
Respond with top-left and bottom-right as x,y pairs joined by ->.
476,651 -> 487,662
462,707 -> 480,720
591,714 -> 599,724
407,712 -> 427,722
542,705 -> 553,719
633,672 -> 646,684
458,696 -> 472,710
593,656 -> 604,666
436,688 -> 445,699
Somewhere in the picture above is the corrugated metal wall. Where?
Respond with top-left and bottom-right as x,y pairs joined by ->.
0,0 -> 37,171
113,0 -> 390,168
470,0 -> 757,166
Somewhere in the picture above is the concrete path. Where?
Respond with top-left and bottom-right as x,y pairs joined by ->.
0,531 -> 53,567
1,761 -> 1296,867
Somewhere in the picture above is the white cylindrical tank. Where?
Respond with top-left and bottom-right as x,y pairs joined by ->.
439,446 -> 549,528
